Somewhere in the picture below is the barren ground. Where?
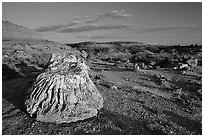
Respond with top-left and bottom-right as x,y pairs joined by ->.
2,61 -> 202,135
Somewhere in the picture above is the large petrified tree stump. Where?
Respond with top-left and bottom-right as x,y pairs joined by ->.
25,52 -> 103,124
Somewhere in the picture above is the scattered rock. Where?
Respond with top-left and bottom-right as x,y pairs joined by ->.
154,74 -> 171,88
138,63 -> 146,69
187,58 -> 198,67
155,66 -> 160,69
94,74 -> 102,80
117,62 -> 126,69
173,66 -> 178,70
181,70 -> 186,75
25,52 -> 103,124
149,61 -> 156,66
146,121 -> 164,133
125,62 -> 134,70
197,89 -> 202,95
134,63 -> 140,71
147,65 -> 153,69
81,50 -> 88,58
176,88 -> 183,95
125,78 -> 130,81
111,86 -> 118,90
178,63 -> 188,70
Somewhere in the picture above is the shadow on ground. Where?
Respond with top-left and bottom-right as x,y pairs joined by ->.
2,77 -> 36,112
162,110 -> 202,134
2,76 -> 155,135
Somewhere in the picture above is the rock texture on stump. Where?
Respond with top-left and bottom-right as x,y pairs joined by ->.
25,52 -> 103,124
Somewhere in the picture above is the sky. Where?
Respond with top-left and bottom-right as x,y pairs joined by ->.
2,2 -> 202,45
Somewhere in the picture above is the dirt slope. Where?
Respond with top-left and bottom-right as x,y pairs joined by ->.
2,21 -> 43,40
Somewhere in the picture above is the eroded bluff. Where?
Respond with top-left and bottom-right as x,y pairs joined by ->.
25,52 -> 103,124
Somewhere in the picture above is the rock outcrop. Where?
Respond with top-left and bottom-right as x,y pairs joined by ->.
25,52 -> 103,124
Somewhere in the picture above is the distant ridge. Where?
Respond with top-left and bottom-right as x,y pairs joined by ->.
2,21 -> 44,40
66,41 -> 149,49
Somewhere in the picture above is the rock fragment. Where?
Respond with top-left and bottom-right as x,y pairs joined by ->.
111,86 -> 118,90
187,58 -> 198,67
197,89 -> 202,95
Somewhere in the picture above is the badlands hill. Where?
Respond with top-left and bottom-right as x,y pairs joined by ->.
2,21 -> 43,40
2,21 -> 80,79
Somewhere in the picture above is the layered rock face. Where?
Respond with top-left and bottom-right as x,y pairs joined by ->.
25,52 -> 103,124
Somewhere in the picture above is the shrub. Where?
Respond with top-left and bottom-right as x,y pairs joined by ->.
146,46 -> 159,53
128,46 -> 145,54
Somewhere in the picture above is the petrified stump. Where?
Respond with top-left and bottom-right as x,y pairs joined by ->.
25,52 -> 103,124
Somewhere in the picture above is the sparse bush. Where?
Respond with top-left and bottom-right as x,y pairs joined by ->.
128,46 -> 145,54
146,46 -> 159,53
114,43 -> 126,52
157,57 -> 172,68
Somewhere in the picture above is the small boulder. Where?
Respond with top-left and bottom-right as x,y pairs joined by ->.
81,50 -> 88,58
187,58 -> 198,67
179,63 -> 188,70
134,63 -> 140,71
111,86 -> 118,90
197,89 -> 202,95
139,63 -> 146,69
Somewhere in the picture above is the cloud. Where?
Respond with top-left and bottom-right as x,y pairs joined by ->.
35,21 -> 78,32
58,24 -> 130,33
35,10 -> 133,32
85,10 -> 134,23
73,16 -> 87,20
133,25 -> 199,33
78,34 -> 126,39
